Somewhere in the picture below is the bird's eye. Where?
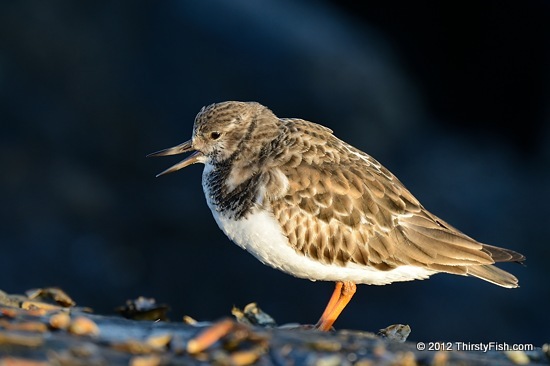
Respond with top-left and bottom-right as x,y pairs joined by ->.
210,131 -> 221,140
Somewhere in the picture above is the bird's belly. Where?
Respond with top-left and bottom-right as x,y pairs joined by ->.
208,207 -> 436,285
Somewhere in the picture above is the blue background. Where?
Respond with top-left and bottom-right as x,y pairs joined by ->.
1,1 -> 548,345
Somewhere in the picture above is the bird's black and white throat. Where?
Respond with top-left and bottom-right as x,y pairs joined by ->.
202,162 -> 262,220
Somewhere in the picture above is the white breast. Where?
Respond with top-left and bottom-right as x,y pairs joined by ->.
202,164 -> 436,285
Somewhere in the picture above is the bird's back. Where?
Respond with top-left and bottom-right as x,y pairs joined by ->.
259,118 -> 524,287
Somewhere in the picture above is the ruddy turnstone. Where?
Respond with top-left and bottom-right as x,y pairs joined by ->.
148,101 -> 525,331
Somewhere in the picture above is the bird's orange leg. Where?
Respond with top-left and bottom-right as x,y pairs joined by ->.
315,281 -> 356,331
315,282 -> 343,327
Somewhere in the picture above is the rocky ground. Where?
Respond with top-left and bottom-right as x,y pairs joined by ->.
0,288 -> 548,366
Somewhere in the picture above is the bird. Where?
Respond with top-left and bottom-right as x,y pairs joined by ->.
148,101 -> 525,331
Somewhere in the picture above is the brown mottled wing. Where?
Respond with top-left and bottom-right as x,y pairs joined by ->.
265,118 -> 523,284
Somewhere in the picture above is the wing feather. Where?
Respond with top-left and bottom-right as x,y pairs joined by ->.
264,118 -> 522,286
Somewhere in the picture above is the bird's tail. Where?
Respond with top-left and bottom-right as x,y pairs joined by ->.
466,243 -> 525,288
481,244 -> 525,264
467,264 -> 520,288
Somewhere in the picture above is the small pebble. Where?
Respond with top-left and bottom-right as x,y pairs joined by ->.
145,333 -> 172,349
505,350 -> 530,365
308,340 -> 342,352
187,318 -> 235,354
130,355 -> 162,366
26,287 -> 75,307
232,303 -> 276,327
394,351 -> 416,366
0,330 -> 43,347
21,301 -> 61,313
183,315 -> 197,325
68,316 -> 100,337
230,349 -> 262,366
309,354 -> 349,366
432,350 -> 449,366
49,312 -> 71,330
377,324 -> 411,342
0,319 -> 47,333
0,356 -> 49,366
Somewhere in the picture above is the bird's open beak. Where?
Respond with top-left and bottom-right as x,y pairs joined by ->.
147,139 -> 203,177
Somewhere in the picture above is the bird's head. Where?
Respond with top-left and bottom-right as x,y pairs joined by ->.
148,101 -> 278,176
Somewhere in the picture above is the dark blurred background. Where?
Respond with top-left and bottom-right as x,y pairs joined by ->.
1,0 -> 548,345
